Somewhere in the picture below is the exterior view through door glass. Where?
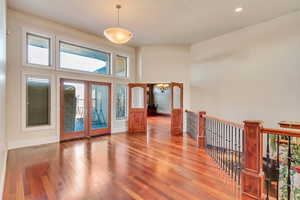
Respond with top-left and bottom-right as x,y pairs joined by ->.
171,82 -> 183,135
128,84 -> 147,133
60,79 -> 111,141
88,82 -> 111,136
61,79 -> 87,141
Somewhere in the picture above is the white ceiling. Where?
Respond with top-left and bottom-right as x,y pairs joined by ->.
7,0 -> 300,46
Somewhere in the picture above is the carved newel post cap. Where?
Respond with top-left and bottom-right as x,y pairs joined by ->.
243,120 -> 264,124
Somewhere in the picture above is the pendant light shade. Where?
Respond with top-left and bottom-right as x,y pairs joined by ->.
104,4 -> 133,44
104,27 -> 133,44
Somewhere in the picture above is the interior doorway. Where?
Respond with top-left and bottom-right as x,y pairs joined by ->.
128,82 -> 183,135
60,78 -> 111,141
147,83 -> 172,132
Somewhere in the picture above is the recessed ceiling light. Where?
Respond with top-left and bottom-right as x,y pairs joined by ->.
235,7 -> 243,13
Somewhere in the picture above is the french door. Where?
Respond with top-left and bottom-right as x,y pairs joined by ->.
128,83 -> 147,133
60,79 -> 111,141
171,82 -> 183,135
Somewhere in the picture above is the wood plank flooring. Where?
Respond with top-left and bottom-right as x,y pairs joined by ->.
3,116 -> 240,200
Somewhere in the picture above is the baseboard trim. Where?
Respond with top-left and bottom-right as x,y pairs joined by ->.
112,127 -> 127,134
7,136 -> 59,150
0,148 -> 7,199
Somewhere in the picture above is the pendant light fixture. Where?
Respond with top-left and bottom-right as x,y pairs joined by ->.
104,4 -> 133,44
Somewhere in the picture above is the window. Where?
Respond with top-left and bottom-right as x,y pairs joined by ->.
59,41 -> 111,75
26,33 -> 51,66
115,55 -> 128,78
116,85 -> 128,120
26,77 -> 51,127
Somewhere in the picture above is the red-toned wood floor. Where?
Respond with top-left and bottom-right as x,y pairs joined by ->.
3,116 -> 240,200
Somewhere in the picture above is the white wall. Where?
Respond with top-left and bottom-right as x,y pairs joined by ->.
0,0 -> 7,197
190,11 -> 300,128
6,9 -> 136,149
136,45 -> 191,128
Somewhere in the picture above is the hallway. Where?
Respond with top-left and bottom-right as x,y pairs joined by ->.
3,116 -> 240,200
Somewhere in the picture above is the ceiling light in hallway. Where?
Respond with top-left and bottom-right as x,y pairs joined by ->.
235,7 -> 243,13
104,4 -> 133,44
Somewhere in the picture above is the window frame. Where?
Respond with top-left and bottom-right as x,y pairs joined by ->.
56,37 -> 113,77
114,84 -> 129,121
114,54 -> 129,79
21,72 -> 55,132
22,28 -> 55,69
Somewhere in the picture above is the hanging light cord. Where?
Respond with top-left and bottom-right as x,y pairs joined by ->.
116,4 -> 121,26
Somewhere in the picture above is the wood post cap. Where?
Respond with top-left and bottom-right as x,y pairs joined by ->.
243,120 -> 264,124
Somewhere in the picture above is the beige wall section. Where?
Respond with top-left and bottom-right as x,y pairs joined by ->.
136,45 -> 191,129
190,11 -> 300,127
0,0 -> 7,197
6,9 -> 136,149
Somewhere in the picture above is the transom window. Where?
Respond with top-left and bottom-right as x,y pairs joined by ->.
26,33 -> 51,66
115,55 -> 128,78
59,41 -> 111,75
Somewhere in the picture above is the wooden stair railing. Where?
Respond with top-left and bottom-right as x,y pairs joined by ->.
186,111 -> 300,200
186,110 -> 244,185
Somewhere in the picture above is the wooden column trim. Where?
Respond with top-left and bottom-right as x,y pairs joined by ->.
198,111 -> 206,149
242,120 -> 264,200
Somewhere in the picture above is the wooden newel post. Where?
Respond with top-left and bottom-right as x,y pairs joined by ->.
198,111 -> 206,149
242,121 -> 264,200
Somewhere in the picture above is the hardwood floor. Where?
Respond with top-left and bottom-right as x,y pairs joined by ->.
3,116 -> 240,200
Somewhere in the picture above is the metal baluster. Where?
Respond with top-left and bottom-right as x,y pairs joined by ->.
205,118 -> 208,151
234,127 -> 237,182
214,119 -> 216,161
276,135 -> 280,200
238,128 -> 241,184
212,119 -> 214,160
287,136 -> 291,200
266,134 -> 270,200
231,126 -> 234,178
209,119 -> 211,154
228,125 -> 231,177
212,120 -> 215,159
216,120 -> 218,164
217,121 -> 220,166
210,119 -> 212,154
222,123 -> 225,170
226,124 -> 229,173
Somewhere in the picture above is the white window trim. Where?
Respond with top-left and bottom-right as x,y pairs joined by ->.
21,71 -> 56,132
114,83 -> 129,121
56,36 -> 114,77
22,27 -> 55,69
114,53 -> 130,80
22,27 -> 132,80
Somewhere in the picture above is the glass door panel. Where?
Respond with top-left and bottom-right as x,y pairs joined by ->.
61,80 -> 87,141
60,79 -> 111,141
91,85 -> 108,129
89,82 -> 111,135
171,83 -> 183,135
131,87 -> 144,108
173,86 -> 181,109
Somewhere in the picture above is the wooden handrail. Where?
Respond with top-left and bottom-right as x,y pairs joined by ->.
189,110 -> 300,200
262,128 -> 300,137
205,115 -> 244,129
185,110 -> 199,115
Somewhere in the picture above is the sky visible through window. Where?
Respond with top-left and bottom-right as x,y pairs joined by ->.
27,33 -> 50,66
60,41 -> 110,75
